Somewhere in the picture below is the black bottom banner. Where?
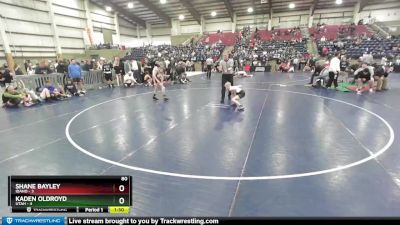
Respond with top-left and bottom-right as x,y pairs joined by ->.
66,217 -> 400,225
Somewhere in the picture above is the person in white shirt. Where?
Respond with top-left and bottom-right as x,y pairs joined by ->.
363,52 -> 374,65
326,52 -> 341,89
164,59 -> 170,72
186,60 -> 192,71
206,56 -> 213,79
123,71 -> 139,87
224,82 -> 245,111
293,57 -> 299,71
131,60 -> 139,82
381,57 -> 387,66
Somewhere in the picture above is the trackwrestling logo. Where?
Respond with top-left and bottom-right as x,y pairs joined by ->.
2,217 -> 64,225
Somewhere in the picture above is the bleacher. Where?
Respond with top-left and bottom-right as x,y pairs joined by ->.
256,39 -> 308,59
204,32 -> 238,45
346,38 -> 400,59
309,24 -> 371,40
125,47 -> 146,60
123,43 -> 225,62
255,28 -> 303,41
315,33 -> 400,59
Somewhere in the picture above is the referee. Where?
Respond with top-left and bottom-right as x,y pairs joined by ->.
220,54 -> 234,103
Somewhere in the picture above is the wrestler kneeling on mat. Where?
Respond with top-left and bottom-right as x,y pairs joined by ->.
224,82 -> 245,111
354,63 -> 374,95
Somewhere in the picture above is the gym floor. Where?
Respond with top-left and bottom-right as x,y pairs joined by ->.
1,72 -> 400,217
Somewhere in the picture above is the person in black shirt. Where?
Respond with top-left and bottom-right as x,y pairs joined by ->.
306,61 -> 328,86
0,67 -> 13,87
82,60 -> 90,72
113,57 -> 125,86
340,57 -> 349,72
24,60 -> 30,72
64,79 -> 81,96
374,64 -> 392,91
102,60 -> 113,88
35,61 -> 51,75
56,61 -> 68,84
90,59 -> 96,70
339,57 -> 349,82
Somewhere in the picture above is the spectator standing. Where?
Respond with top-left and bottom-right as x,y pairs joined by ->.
326,52 -> 341,89
102,60 -> 114,88
68,59 -> 85,94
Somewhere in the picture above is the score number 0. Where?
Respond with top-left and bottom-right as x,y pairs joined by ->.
118,176 -> 128,205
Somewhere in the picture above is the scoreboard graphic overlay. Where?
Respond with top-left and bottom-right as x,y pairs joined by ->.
8,176 -> 132,213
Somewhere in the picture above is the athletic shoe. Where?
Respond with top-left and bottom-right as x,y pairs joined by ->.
357,91 -> 362,95
153,96 -> 159,101
164,97 -> 169,101
369,88 -> 374,93
237,105 -> 245,111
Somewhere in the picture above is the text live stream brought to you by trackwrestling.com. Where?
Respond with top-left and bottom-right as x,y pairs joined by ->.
0,217 -> 228,225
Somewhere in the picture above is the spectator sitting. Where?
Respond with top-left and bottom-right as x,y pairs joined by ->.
374,64 -> 392,91
2,86 -> 24,107
123,71 -> 139,87
143,70 -> 153,87
235,71 -> 253,78
279,61 -> 290,72
22,92 -> 36,107
64,79 -> 82,97
43,80 -> 67,100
